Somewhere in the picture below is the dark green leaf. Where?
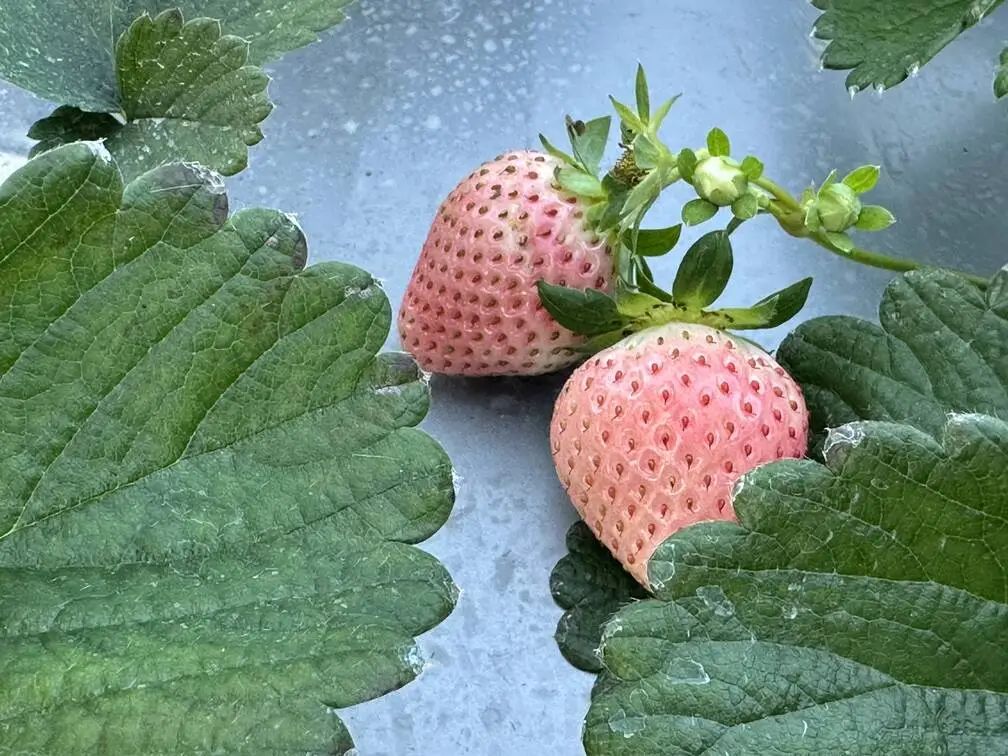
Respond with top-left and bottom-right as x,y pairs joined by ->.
551,522 -> 647,672
682,198 -> 718,226
740,155 -> 763,180
716,277 -> 813,329
633,257 -> 675,304
536,281 -> 630,337
586,414 -> 1008,755
630,225 -> 682,257
0,0 -> 351,112
706,127 -> 730,157
855,204 -> 896,230
677,148 -> 698,181
27,107 -> 122,157
672,230 -> 733,308
778,267 -> 1008,443
811,0 -> 1000,93
566,115 -> 612,176
634,64 -> 650,122
596,175 -> 632,232
996,47 -> 1008,98
842,164 -> 881,193
0,144 -> 456,753
25,10 -> 273,181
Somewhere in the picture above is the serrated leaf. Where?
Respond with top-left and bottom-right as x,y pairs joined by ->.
778,267 -> 1008,444
842,164 -> 881,193
585,413 -> 1008,755
634,64 -> 650,122
566,115 -> 611,177
811,0 -> 1001,93
739,155 -> 763,180
630,225 -> 682,257
26,10 -> 273,181
536,281 -> 630,337
0,144 -> 456,753
706,127 -> 730,157
0,0 -> 351,112
716,277 -> 813,329
855,204 -> 896,230
555,165 -> 606,199
730,193 -> 759,220
671,230 -> 733,308
996,47 -> 1008,98
677,147 -> 698,182
551,521 -> 647,672
681,198 -> 718,226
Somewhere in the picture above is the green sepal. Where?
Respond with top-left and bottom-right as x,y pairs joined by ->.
731,193 -> 759,220
609,96 -> 645,133
565,115 -> 611,176
635,64 -> 650,122
682,198 -> 718,226
632,133 -> 662,169
556,166 -> 607,199
855,205 -> 896,231
539,133 -> 577,165
672,230 -> 733,308
536,282 -> 630,337
706,127 -> 730,157
842,164 -> 881,194
824,230 -> 855,252
677,148 -> 698,182
630,225 -> 682,257
715,277 -> 813,329
740,155 -> 764,180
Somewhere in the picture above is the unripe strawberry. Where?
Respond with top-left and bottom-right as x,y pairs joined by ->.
551,323 -> 809,587
398,151 -> 614,376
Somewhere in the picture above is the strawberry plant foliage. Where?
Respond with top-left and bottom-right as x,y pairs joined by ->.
0,144 -> 456,754
551,267 -> 1008,751
810,0 -> 1005,96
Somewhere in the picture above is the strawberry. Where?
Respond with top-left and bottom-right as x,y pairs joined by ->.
550,323 -> 808,587
397,150 -> 615,376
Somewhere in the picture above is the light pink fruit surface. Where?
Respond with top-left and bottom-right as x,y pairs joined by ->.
398,150 -> 613,376
550,323 -> 809,587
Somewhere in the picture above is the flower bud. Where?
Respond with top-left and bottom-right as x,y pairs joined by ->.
809,183 -> 862,232
692,156 -> 748,206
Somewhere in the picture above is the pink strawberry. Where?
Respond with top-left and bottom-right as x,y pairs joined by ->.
398,150 -> 614,376
550,323 -> 808,587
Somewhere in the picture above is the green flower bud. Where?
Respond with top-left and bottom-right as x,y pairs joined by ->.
809,183 -> 862,232
692,156 -> 748,206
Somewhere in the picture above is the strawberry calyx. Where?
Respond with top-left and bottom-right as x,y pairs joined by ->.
535,65 -> 990,356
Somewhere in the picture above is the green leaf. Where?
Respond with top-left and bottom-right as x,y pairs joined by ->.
811,0 -> 1002,93
824,230 -> 855,251
555,165 -> 607,199
619,169 -> 664,228
609,96 -> 645,133
650,95 -> 679,131
0,0 -> 351,112
778,267 -> 1008,443
26,10 -> 273,181
706,127 -> 730,157
842,164 -> 881,193
855,204 -> 897,230
538,133 -> 577,165
536,282 -> 630,337
630,225 -> 682,257
671,230 -> 733,308
739,155 -> 763,180
631,133 -> 661,170
634,64 -> 650,122
677,148 -> 698,182
716,277 -> 813,329
585,413 -> 1008,755
0,144 -> 456,753
26,107 -> 122,158
566,115 -> 612,177
681,198 -> 718,226
551,522 -> 647,672
730,193 -> 759,220
996,46 -> 1008,98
